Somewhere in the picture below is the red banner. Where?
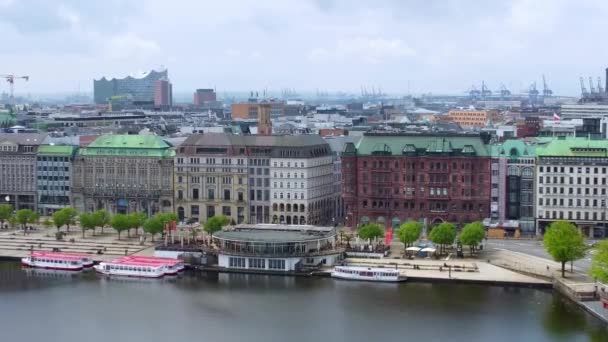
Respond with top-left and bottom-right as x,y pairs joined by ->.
385,228 -> 393,245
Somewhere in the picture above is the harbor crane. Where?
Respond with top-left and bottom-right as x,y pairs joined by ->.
580,77 -> 589,97
542,75 -> 553,97
598,77 -> 604,94
1,74 -> 29,106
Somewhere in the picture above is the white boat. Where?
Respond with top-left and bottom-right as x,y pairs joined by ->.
122,256 -> 185,275
331,266 -> 405,282
94,260 -> 166,278
21,252 -> 87,271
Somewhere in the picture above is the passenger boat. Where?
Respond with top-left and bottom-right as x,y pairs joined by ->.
122,256 -> 185,275
94,259 -> 167,278
331,266 -> 405,282
21,251 -> 90,271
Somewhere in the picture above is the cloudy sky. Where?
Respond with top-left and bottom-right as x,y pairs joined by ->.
1,0 -> 607,96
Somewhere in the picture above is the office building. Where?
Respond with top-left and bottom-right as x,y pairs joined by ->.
447,109 -> 497,128
36,145 -> 77,216
154,79 -> 172,108
536,137 -> 608,238
0,133 -> 47,211
231,100 -> 285,120
71,135 -> 175,215
193,89 -> 217,105
342,133 -> 492,229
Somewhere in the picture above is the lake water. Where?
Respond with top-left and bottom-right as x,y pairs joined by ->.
0,261 -> 606,342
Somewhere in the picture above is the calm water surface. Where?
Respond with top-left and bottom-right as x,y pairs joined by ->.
0,261 -> 606,342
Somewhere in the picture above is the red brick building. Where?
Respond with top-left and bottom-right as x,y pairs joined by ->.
341,133 -> 492,229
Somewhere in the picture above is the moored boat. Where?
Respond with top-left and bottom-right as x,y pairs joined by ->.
21,252 -> 87,271
94,259 -> 167,278
121,256 -> 185,275
331,266 -> 405,282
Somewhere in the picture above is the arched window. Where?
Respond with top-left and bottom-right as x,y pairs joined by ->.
293,216 -> 299,225
280,215 -> 285,223
272,203 -> 278,211
272,215 -> 278,223
293,205 -> 298,213
300,204 -> 305,212
286,216 -> 292,224
300,216 -> 306,224
280,203 -> 285,211
177,207 -> 185,221
287,204 -> 292,212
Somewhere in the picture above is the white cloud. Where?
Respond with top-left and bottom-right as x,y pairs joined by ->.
309,37 -> 415,64
104,32 -> 161,61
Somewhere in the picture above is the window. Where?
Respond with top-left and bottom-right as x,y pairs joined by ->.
268,259 -> 285,270
224,189 -> 231,201
249,258 -> 265,269
208,189 -> 215,200
229,257 -> 246,268
192,188 -> 199,200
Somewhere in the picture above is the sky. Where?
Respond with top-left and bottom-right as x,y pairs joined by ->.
1,0 -> 608,97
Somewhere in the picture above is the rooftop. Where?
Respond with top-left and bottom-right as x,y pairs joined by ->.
78,134 -> 175,158
214,224 -> 335,243
181,133 -> 329,148
537,137 -> 608,157
0,133 -> 47,146
37,145 -> 77,156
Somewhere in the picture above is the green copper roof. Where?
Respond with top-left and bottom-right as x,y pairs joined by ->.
78,134 -> 175,158
352,134 -> 491,157
37,145 -> 77,156
490,139 -> 536,158
537,137 -> 608,157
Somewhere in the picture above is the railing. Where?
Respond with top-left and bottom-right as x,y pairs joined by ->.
204,246 -> 345,258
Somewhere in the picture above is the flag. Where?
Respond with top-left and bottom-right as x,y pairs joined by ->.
553,112 -> 561,121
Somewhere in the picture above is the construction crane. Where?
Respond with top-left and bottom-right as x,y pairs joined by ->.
598,77 -> 604,95
481,81 -> 492,98
589,77 -> 596,95
580,77 -> 589,97
542,75 -> 553,97
1,74 -> 29,107
499,83 -> 511,98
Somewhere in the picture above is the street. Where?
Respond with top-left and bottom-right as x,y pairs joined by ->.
484,239 -> 595,272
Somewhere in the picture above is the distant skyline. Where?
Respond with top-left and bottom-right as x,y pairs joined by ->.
1,0 -> 608,97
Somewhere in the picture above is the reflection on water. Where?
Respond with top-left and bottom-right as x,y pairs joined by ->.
0,261 -> 607,342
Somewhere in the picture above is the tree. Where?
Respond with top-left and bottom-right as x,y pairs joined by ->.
127,212 -> 147,237
543,220 -> 586,278
143,216 -> 164,242
429,222 -> 457,255
15,209 -> 35,235
93,209 -> 111,234
357,223 -> 385,242
0,203 -> 12,229
459,222 -> 486,256
63,207 -> 78,232
79,213 -> 96,238
8,215 -> 17,229
42,217 -> 53,230
52,208 -> 70,231
398,221 -> 422,248
204,215 -> 230,238
590,240 -> 608,283
110,214 -> 130,240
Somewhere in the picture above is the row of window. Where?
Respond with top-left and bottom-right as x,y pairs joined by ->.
37,176 -> 69,181
38,186 -> 70,191
539,166 -> 607,174
106,265 -> 156,273
268,259 -> 285,270
361,200 -> 483,211
37,156 -> 70,162
359,160 -> 482,171
539,187 -> 607,196
539,176 -> 607,185
37,166 -> 69,172
540,211 -> 605,221
539,198 -> 607,208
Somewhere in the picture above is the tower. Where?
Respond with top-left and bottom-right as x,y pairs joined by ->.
258,103 -> 272,135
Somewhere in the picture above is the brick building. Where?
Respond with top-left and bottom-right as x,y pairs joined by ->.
447,109 -> 497,128
341,133 -> 492,229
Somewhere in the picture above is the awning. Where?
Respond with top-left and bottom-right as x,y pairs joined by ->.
421,247 -> 436,253
406,247 -> 421,252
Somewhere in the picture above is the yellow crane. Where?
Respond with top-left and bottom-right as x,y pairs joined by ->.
1,74 -> 29,107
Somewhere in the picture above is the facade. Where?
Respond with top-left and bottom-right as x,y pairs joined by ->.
342,133 -> 492,229
154,79 -> 172,108
213,224 -> 342,272
448,109 -> 496,128
489,140 -> 536,234
560,104 -> 608,119
36,145 -> 77,216
535,137 -> 608,238
0,133 -> 47,211
72,135 -> 175,216
257,104 -> 272,135
193,89 -> 216,105
174,134 -> 336,226
94,69 -> 168,104
231,101 -> 285,120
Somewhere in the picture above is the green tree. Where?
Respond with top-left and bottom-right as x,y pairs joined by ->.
15,209 -> 35,235
93,209 -> 111,234
143,216 -> 164,242
52,208 -> 70,231
590,240 -> 608,283
204,215 -> 230,238
358,223 -> 385,242
429,222 -> 457,255
42,217 -> 53,230
543,220 -> 586,278
398,221 -> 422,248
459,221 -> 486,256
79,213 -> 96,238
0,203 -> 12,229
29,212 -> 40,225
110,214 -> 130,240
127,212 -> 147,237
63,207 -> 78,232
8,215 -> 17,229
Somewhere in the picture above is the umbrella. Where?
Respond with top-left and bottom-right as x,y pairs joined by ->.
421,247 -> 436,253
406,247 -> 421,252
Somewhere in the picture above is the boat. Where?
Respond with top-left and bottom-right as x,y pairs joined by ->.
94,259 -> 167,278
21,252 -> 89,271
331,266 -> 405,282
121,256 -> 185,275
33,251 -> 94,268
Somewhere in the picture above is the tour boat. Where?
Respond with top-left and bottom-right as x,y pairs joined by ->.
31,251 -> 94,268
21,252 -> 89,271
331,266 -> 405,282
121,256 -> 185,275
94,259 -> 167,278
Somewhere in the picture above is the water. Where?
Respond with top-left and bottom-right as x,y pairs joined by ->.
1,261 -> 606,342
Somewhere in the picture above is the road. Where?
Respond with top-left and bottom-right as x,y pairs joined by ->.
484,239 -> 594,272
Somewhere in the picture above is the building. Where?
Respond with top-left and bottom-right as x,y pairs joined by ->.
154,79 -> 172,108
257,104 -> 272,135
93,69 -> 168,104
36,145 -> 77,216
193,89 -> 216,105
560,104 -> 608,119
0,133 -> 47,211
489,140 -> 536,235
535,137 -> 608,238
213,224 -> 342,272
71,135 -> 175,215
342,133 -> 492,229
174,134 -> 336,226
516,116 -> 541,138
324,135 -> 361,226
447,109 -> 497,128
231,100 -> 285,120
